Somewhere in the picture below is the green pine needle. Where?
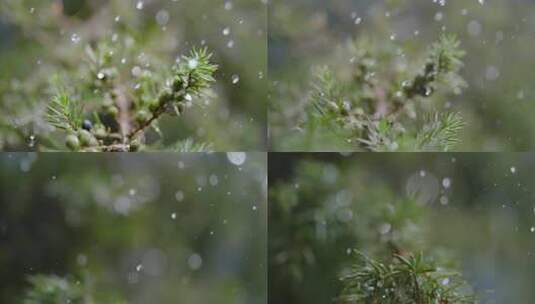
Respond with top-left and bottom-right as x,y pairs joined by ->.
417,112 -> 465,152
338,250 -> 476,304
170,138 -> 214,152
21,275 -> 85,304
46,92 -> 82,132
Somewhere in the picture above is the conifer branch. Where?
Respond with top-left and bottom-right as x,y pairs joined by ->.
283,34 -> 467,151
46,92 -> 83,132
127,48 -> 218,140
404,35 -> 466,99
338,251 -> 476,304
169,138 -> 214,152
21,275 -> 89,304
416,112 -> 466,152
43,47 -> 217,152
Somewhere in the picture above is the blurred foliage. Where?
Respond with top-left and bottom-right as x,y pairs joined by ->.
0,153 -> 266,303
269,0 -> 535,151
339,251 -> 474,304
272,33 -> 466,152
269,153 -> 535,303
0,0 -> 267,151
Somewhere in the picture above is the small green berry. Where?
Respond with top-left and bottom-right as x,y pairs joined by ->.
93,126 -> 107,139
65,134 -> 80,151
148,100 -> 160,112
159,90 -> 174,105
78,129 -> 98,147
136,110 -> 151,124
105,105 -> 119,117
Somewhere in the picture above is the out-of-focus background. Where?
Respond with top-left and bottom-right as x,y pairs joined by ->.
0,0 -> 267,151
269,0 -> 535,151
0,152 -> 266,303
269,153 -> 535,303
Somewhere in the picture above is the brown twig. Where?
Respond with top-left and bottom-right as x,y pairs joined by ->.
127,106 -> 165,140
114,86 -> 131,143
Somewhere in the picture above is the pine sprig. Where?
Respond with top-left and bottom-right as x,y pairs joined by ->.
46,92 -> 83,132
177,47 -> 219,94
416,112 -> 465,152
282,34 -> 467,151
405,34 -> 466,99
310,66 -> 344,117
21,275 -> 87,304
20,274 -> 126,304
338,250 -> 476,304
44,47 -> 217,152
128,48 -> 218,140
168,138 -> 214,152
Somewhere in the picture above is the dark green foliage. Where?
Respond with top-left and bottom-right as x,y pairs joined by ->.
21,275 -> 86,304
1,154 -> 266,303
269,158 -> 477,303
404,35 -> 465,99
46,91 -> 84,132
416,112 -> 465,152
338,251 -> 475,304
20,275 -> 127,304
168,138 -> 214,152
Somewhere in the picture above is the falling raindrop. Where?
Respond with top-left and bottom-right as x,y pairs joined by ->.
188,254 -> 203,270
175,191 -> 184,202
231,74 -> 240,84
227,152 -> 246,166
136,264 -> 143,272
209,174 -> 219,186
71,33 -> 81,44
442,178 -> 451,189
467,20 -> 482,37
156,10 -> 170,26
131,66 -> 142,77
136,1 -> 144,10
188,59 -> 198,69
28,135 -> 36,148
485,66 -> 500,81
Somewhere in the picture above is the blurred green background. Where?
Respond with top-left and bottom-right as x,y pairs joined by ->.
269,0 -> 535,151
0,152 -> 266,303
0,0 -> 267,151
269,153 -> 535,303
